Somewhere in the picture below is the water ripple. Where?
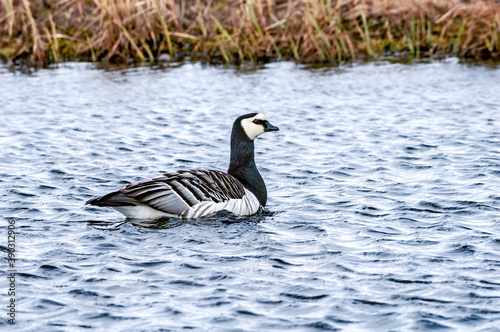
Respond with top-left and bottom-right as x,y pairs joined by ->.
1,60 -> 500,330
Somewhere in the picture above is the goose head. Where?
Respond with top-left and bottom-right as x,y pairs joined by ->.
238,113 -> 279,140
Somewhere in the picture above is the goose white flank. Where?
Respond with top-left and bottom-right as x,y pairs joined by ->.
86,113 -> 279,219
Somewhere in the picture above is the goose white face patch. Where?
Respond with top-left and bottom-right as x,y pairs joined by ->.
241,113 -> 267,140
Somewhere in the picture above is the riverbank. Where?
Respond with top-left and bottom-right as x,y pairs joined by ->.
1,0 -> 499,65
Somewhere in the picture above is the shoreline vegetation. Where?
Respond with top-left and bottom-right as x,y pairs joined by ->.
1,0 -> 499,66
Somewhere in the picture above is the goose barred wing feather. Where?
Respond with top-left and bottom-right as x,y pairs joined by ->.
119,170 -> 247,215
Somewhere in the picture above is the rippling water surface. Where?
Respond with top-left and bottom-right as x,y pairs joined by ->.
1,59 -> 500,331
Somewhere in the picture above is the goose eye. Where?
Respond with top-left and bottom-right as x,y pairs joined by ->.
253,119 -> 263,124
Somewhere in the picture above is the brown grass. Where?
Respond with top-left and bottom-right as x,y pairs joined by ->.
1,0 -> 499,65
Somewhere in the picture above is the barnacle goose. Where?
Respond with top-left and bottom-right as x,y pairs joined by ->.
86,113 -> 279,219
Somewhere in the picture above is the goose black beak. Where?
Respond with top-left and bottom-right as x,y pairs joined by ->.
264,121 -> 279,132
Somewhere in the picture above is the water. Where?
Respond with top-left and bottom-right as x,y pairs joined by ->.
1,59 -> 500,331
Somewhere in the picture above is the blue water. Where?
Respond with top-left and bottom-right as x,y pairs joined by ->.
1,59 -> 500,331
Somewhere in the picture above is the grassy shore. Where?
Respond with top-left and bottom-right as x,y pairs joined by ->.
1,0 -> 499,65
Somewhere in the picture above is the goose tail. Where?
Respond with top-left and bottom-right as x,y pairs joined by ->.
86,191 -> 137,207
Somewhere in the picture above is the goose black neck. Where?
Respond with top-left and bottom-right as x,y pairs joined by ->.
228,125 -> 267,206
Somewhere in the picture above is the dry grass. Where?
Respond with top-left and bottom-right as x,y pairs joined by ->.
1,0 -> 499,65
